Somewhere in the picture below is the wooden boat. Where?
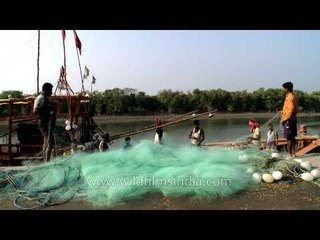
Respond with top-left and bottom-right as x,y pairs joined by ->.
0,31 -> 98,166
203,136 -> 320,156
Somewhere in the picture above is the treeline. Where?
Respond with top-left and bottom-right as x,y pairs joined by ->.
1,88 -> 320,115
89,87 -> 320,115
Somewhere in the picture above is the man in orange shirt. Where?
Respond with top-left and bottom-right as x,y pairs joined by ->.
281,82 -> 298,157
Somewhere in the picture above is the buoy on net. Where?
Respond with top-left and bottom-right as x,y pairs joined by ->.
272,171 -> 283,181
271,152 -> 281,159
300,161 -> 312,172
301,172 -> 314,181
252,173 -> 262,183
246,167 -> 255,174
311,169 -> 320,179
262,173 -> 274,183
239,154 -> 249,162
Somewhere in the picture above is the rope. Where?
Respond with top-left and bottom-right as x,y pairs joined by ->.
3,158 -> 81,209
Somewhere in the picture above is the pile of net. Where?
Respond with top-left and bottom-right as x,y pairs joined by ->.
1,140 -> 319,209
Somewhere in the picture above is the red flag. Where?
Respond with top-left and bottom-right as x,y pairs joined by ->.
156,116 -> 161,126
62,30 -> 66,41
73,30 -> 82,55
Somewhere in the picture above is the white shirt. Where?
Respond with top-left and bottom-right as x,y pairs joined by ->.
191,128 -> 201,145
267,130 -> 276,142
154,133 -> 161,144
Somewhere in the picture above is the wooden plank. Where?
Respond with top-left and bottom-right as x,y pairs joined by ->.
204,136 -> 318,147
295,139 -> 320,157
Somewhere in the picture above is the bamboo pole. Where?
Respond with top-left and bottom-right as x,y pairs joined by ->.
8,100 -> 13,164
36,30 -> 40,95
203,137 -> 319,147
63,32 -> 66,87
109,110 -> 218,141
108,110 -> 200,139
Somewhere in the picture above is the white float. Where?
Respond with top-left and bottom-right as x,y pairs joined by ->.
271,152 -> 280,159
311,169 -> 320,179
65,125 -> 71,131
252,173 -> 262,183
271,171 -> 283,181
65,120 -> 70,125
246,167 -> 255,174
262,173 -> 274,183
293,158 -> 302,163
239,154 -> 249,162
300,161 -> 312,172
301,172 -> 314,181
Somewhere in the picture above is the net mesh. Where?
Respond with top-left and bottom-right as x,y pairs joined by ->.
1,137 -> 319,209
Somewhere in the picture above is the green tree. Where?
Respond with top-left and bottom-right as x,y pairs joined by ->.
0,90 -> 24,99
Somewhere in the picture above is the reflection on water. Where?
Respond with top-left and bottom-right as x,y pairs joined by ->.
1,116 -> 320,149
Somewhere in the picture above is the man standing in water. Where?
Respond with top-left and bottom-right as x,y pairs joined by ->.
33,82 -> 56,162
189,120 -> 205,147
281,81 -> 298,157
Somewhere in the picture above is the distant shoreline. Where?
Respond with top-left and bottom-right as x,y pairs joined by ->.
92,112 -> 320,123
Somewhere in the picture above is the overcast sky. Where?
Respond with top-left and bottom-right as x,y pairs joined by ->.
0,30 -> 319,95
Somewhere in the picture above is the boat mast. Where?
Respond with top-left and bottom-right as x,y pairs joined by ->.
36,30 -> 40,95
73,30 -> 84,94
62,30 -> 67,81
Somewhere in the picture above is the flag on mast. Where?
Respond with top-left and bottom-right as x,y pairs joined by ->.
62,30 -> 66,42
73,30 -> 82,55
83,66 -> 90,79
92,76 -> 96,84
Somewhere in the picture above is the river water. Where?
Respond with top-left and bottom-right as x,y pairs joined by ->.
1,115 -> 319,149
98,115 -> 320,149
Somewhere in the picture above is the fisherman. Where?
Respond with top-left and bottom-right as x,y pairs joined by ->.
248,119 -> 261,148
266,123 -> 278,150
189,120 -> 205,147
123,137 -> 132,149
154,128 -> 164,144
280,81 -> 298,157
99,132 -> 112,152
154,116 -> 164,144
33,82 -> 56,162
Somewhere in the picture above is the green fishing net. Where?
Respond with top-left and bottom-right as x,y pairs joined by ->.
1,138 -> 319,209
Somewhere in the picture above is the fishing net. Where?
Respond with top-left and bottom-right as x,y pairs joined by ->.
1,136 -> 319,209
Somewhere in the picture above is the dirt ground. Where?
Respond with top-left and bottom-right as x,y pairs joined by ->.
1,180 -> 320,210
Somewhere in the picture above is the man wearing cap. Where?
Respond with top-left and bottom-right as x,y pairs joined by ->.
33,82 -> 56,162
281,81 -> 298,157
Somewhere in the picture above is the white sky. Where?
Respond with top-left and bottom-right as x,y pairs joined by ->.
1,30 -> 320,95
